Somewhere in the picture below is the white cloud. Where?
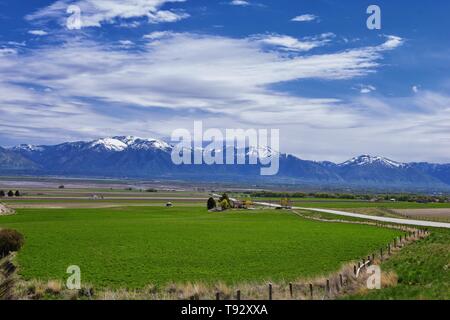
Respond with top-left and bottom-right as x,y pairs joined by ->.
291,14 -> 318,22
118,21 -> 141,28
26,0 -> 189,28
28,30 -> 49,36
381,35 -> 404,49
5,33 -> 442,162
0,48 -> 17,55
254,33 -> 334,52
229,0 -> 250,6
147,9 -> 189,23
412,85 -> 420,93
118,40 -> 134,48
358,84 -> 376,94
143,31 -> 176,40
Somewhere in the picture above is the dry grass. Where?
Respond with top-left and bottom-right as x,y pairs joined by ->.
0,255 -> 410,300
0,203 -> 15,216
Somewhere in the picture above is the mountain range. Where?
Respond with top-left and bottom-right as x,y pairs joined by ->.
1,136 -> 450,192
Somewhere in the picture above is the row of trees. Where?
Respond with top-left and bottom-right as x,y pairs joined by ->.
0,190 -> 21,197
246,191 -> 365,199
245,190 -> 449,203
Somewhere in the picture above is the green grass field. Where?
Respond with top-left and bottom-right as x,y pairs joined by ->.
0,206 -> 402,289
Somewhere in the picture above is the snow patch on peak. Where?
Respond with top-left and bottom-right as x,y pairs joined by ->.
11,144 -> 44,152
246,146 -> 279,158
90,138 -> 127,151
93,136 -> 171,151
113,136 -> 139,145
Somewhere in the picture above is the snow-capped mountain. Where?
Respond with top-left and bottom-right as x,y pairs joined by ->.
13,136 -> 172,153
4,137 -> 450,191
339,155 -> 406,168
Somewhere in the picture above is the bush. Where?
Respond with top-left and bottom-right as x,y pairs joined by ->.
0,229 -> 25,258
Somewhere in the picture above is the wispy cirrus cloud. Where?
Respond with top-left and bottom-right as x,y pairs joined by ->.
26,0 -> 189,27
0,32 -> 401,109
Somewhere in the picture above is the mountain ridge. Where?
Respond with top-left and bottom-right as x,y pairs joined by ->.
3,136 -> 450,192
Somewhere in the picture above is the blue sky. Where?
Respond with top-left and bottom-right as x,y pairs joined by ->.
0,0 -> 450,162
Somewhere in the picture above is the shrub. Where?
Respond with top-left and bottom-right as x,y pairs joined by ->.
0,229 -> 25,258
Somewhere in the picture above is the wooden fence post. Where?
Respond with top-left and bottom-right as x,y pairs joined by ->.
353,265 -> 357,275
289,283 -> 293,298
268,283 -> 272,300
216,292 -> 220,300
380,247 -> 383,259
339,274 -> 343,287
326,279 -> 330,294
309,283 -> 313,299
236,290 -> 241,300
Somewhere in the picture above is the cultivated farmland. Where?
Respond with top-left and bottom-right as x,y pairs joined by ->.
0,206 -> 402,289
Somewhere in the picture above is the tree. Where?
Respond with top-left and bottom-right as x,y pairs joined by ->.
58,185 -> 65,189
219,199 -> 231,210
207,197 -> 217,210
7,190 -> 14,197
14,190 -> 21,197
0,190 -> 5,197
